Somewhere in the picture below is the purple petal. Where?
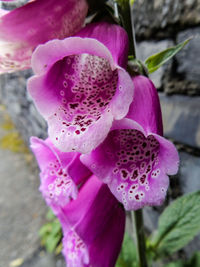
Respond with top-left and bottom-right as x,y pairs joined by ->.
81,119 -> 179,210
60,176 -> 125,267
126,75 -> 163,135
0,0 -> 88,73
28,30 -> 133,153
30,37 -> 113,76
67,153 -> 92,185
76,22 -> 129,69
152,133 -> 179,175
30,136 -> 74,170
30,137 -> 91,207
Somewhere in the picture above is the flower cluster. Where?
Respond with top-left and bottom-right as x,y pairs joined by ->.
1,1 -> 179,266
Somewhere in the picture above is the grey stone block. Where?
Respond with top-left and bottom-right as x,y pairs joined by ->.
0,0 -> 28,10
143,206 -> 159,232
0,70 -> 47,144
21,252 -> 57,267
0,115 -> 47,267
176,27 -> 200,84
163,79 -> 200,95
179,152 -> 200,194
132,0 -> 200,38
159,93 -> 200,148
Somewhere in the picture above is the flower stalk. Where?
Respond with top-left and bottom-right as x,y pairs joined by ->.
117,1 -> 148,266
116,0 -> 136,56
131,210 -> 148,267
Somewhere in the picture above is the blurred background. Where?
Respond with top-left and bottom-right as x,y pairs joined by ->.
0,0 -> 200,266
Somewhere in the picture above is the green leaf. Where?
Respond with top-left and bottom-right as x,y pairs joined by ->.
116,232 -> 138,267
144,38 -> 191,73
43,220 -> 62,253
46,233 -> 62,253
164,252 -> 200,267
39,223 -> 53,237
164,260 -> 184,267
39,209 -> 63,253
51,220 -> 62,236
150,191 -> 200,255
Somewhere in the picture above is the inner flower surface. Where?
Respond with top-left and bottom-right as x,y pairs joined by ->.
110,129 -> 161,205
41,157 -> 77,206
47,53 -> 118,144
81,127 -> 171,210
63,229 -> 89,266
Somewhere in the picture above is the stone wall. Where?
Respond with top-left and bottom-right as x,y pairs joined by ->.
0,0 -> 200,260
0,70 -> 47,143
133,0 -> 200,258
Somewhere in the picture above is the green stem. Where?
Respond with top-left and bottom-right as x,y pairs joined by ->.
116,0 -> 135,56
131,210 -> 148,267
115,1 -> 148,265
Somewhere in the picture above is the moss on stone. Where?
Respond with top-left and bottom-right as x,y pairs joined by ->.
0,106 -> 29,154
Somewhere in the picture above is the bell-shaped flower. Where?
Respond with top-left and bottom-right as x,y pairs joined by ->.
81,75 -> 179,210
58,175 -> 126,267
31,137 -> 125,266
27,22 -> 134,153
30,136 -> 91,210
0,0 -> 88,73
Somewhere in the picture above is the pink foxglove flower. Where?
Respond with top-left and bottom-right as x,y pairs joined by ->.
30,136 -> 91,210
27,22 -> 134,153
59,176 -> 125,267
31,137 -> 125,266
0,0 -> 88,73
81,75 -> 179,210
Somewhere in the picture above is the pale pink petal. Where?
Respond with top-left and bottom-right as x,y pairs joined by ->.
62,229 -> 90,266
30,136 -> 91,207
0,0 -> 88,73
0,9 -> 9,16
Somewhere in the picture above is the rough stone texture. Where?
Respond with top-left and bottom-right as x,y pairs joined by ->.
137,40 -> 173,88
0,0 -> 28,10
0,109 -> 47,267
163,78 -> 200,95
0,70 -> 47,145
143,206 -> 159,232
20,251 -> 66,267
179,152 -> 200,194
176,27 -> 200,84
132,0 -> 200,38
177,152 -> 200,258
159,93 -> 200,149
